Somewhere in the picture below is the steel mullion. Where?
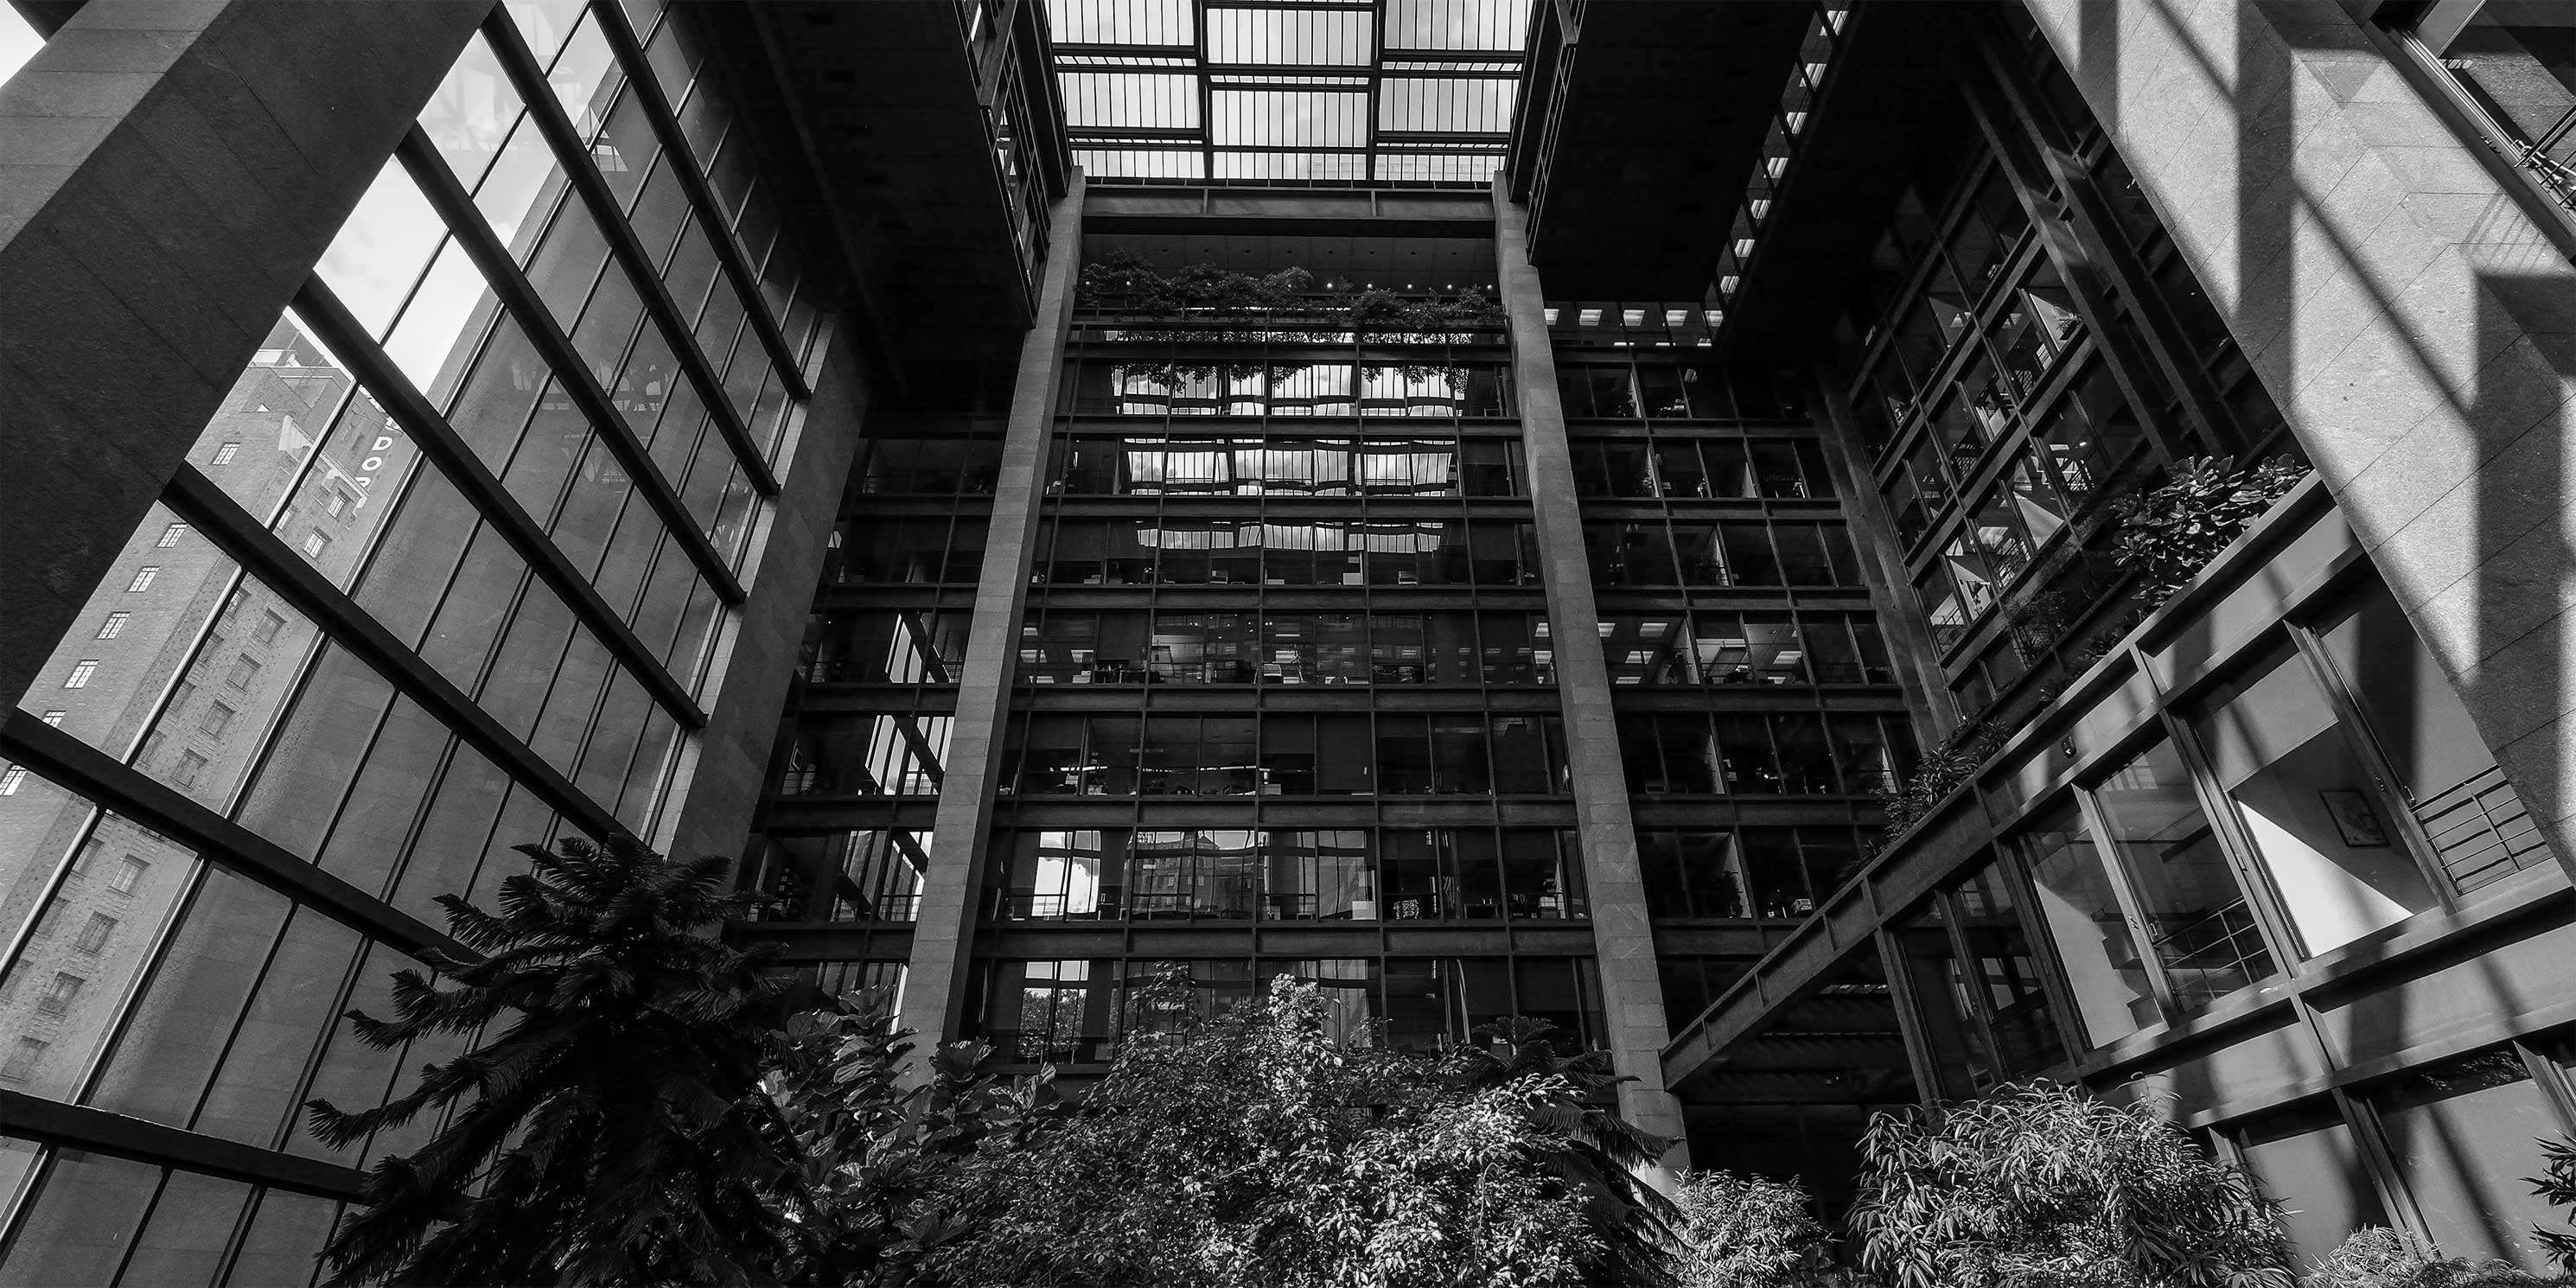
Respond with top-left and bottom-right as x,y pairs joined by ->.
157,468 -> 628,846
1194,0 -> 1216,180
2068,778 -> 2179,1018
583,3 -> 813,417
0,712 -> 469,964
477,16 -> 783,499
0,1091 -> 367,1202
392,128 -> 749,609
292,280 -> 711,731
1364,0 -> 1385,181
2284,622 -> 2462,910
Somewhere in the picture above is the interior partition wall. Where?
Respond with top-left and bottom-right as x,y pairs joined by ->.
0,2 -> 844,1281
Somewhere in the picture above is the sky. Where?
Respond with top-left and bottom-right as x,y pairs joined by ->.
0,5 -> 40,91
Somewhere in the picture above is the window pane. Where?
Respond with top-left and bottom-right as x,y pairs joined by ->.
2017,799 -> 2156,1045
2190,646 -> 2438,956
0,1149 -> 162,1286
2373,1049 -> 2568,1270
2092,737 -> 2274,1009
2237,1106 -> 2385,1265
2317,581 -> 2554,896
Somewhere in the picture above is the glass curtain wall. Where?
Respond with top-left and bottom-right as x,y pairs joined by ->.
1825,16 -> 2297,734
1548,339 -> 1911,1024
970,262 -> 1605,1060
0,2 -> 828,1278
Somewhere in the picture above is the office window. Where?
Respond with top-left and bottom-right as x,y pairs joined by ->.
0,1038 -> 45,1082
69,840 -> 99,876
201,702 -> 237,736
34,972 -> 85,1015
38,711 -> 64,726
226,654 -> 261,690
156,523 -> 188,547
2316,580 -> 2554,896
2091,736 -> 2276,1009
0,767 -> 24,795
126,567 -> 158,592
2372,1049 -> 2569,1270
112,857 -> 150,895
2188,643 -> 2439,957
255,609 -> 287,644
2235,1105 -> 2387,1265
95,612 -> 129,639
325,489 -> 351,518
211,443 -> 240,465
302,529 -> 331,559
64,660 -> 98,688
173,749 -> 209,788
2016,799 -> 2156,1044
72,914 -> 117,955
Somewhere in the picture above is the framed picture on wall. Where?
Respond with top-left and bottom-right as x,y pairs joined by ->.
2318,788 -> 2389,848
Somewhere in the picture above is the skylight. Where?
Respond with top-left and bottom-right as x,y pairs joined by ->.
1044,0 -> 1528,185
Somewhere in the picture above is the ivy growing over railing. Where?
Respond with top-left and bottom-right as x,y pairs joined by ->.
1073,252 -> 1507,391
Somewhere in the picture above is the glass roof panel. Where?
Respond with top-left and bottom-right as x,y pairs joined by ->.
1213,150 -> 1371,182
1212,89 -> 1368,148
1062,71 -> 1203,129
1206,7 -> 1374,67
1047,0 -> 1527,185
1380,77 -> 1515,133
1383,0 -> 1527,51
1049,0 -> 1195,47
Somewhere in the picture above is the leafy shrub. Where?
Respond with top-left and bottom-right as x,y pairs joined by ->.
2302,1227 -> 2569,1288
761,992 -> 1048,1285
1076,250 -> 1503,332
1076,250 -> 1313,314
1870,720 -> 2012,850
2111,455 -> 2307,603
934,974 -> 1642,1288
1852,1081 -> 2294,1288
1671,1170 -> 1834,1288
2538,1134 -> 2576,1274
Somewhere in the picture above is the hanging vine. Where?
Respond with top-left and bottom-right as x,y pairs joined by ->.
1074,252 -> 1506,391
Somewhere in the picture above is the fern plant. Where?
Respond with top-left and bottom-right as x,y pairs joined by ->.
306,837 -> 799,1287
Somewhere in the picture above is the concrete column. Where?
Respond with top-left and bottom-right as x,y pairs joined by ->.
1493,179 -> 1689,1160
2023,0 -> 2576,879
0,0 -> 490,704
899,175 -> 1087,1056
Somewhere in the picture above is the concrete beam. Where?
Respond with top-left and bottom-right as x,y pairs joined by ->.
0,0 -> 488,703
2021,0 -> 2576,881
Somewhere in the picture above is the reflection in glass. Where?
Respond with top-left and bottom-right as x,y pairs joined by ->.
2093,737 -> 2274,1009
2373,1049 -> 2568,1270
2318,581 -> 2555,896
2018,800 -> 2157,1043
2190,647 -> 2438,957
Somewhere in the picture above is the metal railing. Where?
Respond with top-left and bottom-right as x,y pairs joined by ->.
2414,765 -> 2555,894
